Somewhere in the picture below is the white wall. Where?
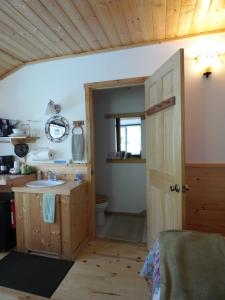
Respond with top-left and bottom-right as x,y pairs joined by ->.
1,32 -> 225,162
94,86 -> 146,213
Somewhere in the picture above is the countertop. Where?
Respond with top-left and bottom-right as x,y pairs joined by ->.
0,173 -> 36,186
12,180 -> 86,196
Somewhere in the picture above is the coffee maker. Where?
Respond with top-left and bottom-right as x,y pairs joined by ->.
0,156 -> 14,174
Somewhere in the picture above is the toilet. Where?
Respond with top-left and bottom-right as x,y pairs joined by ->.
96,194 -> 108,227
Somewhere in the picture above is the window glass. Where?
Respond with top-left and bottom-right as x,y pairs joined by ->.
116,117 -> 142,156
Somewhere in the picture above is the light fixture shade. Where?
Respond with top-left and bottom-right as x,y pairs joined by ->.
195,52 -> 223,77
45,99 -> 61,115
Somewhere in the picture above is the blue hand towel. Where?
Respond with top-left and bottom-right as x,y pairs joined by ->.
42,193 -> 56,224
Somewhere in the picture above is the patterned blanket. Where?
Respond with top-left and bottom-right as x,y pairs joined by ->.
140,239 -> 160,300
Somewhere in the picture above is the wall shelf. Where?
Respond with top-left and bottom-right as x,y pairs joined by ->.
0,137 -> 40,145
106,158 -> 146,164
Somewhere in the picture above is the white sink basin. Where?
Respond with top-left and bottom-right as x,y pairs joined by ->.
26,180 -> 65,188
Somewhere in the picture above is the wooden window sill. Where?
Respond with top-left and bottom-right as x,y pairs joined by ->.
106,158 -> 146,164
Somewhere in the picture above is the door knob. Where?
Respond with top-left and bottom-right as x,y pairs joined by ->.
170,185 -> 175,192
182,184 -> 189,193
170,184 -> 180,192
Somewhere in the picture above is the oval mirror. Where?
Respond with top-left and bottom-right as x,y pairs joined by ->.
45,116 -> 69,143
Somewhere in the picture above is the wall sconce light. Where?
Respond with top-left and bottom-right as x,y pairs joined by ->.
45,99 -> 61,115
194,52 -> 223,78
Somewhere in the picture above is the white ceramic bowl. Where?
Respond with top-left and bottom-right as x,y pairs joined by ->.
12,128 -> 24,135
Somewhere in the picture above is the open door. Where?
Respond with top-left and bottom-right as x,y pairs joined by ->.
145,49 -> 185,247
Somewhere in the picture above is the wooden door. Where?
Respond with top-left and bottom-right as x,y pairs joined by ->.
145,49 -> 185,247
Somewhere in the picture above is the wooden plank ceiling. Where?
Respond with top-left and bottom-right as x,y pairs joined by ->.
0,0 -> 225,79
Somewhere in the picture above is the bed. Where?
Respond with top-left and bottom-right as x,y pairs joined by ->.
141,230 -> 225,300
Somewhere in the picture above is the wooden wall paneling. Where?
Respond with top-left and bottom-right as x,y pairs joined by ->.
0,34 -> 33,61
106,0 -> 132,45
189,0 -> 211,34
0,21 -> 43,59
26,0 -> 81,53
0,59 -> 15,70
30,163 -> 87,179
203,0 -> 225,31
0,30 -> 36,61
0,1 -> 60,56
0,65 -> 9,75
8,0 -> 70,54
134,0 -> 154,42
40,0 -> 91,51
120,0 -> 143,43
185,164 -> 225,236
211,2 -> 225,31
8,173 -> 37,188
89,0 -> 121,47
0,49 -> 22,66
73,0 -> 111,48
166,0 -> 182,38
2,0 -> 225,78
0,9 -> 51,58
57,0 -> 101,50
177,0 -> 197,37
0,65 -> 24,80
151,0 -> 166,40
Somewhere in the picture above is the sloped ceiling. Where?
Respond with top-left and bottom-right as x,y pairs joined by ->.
0,0 -> 225,79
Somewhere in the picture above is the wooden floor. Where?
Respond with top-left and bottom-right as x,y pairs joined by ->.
0,239 -> 150,300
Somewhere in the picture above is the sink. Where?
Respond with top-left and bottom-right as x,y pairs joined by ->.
26,180 -> 65,188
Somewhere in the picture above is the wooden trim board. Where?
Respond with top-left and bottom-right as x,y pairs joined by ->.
106,158 -> 146,164
105,112 -> 145,119
146,96 -> 175,116
84,76 -> 148,90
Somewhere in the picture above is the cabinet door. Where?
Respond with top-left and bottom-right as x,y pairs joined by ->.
23,193 -> 61,255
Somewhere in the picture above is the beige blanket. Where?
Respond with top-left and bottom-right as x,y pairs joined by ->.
159,230 -> 225,300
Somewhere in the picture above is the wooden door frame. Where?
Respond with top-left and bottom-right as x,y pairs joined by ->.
84,76 -> 148,240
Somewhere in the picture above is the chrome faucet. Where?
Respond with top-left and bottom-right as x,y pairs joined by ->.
47,171 -> 57,181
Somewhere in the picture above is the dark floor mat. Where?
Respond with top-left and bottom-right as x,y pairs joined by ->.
0,251 -> 74,298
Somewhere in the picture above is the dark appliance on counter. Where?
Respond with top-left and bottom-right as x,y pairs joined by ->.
0,118 -> 13,137
0,155 -> 14,174
0,192 -> 16,251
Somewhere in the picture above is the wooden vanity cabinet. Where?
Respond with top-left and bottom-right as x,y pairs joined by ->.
14,182 -> 88,260
16,193 -> 61,255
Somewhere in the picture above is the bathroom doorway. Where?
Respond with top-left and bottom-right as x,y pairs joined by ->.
85,77 -> 148,244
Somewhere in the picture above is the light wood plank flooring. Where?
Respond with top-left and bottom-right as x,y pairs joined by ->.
0,239 -> 150,300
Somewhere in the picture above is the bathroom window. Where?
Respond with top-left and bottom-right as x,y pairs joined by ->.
115,117 -> 142,157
